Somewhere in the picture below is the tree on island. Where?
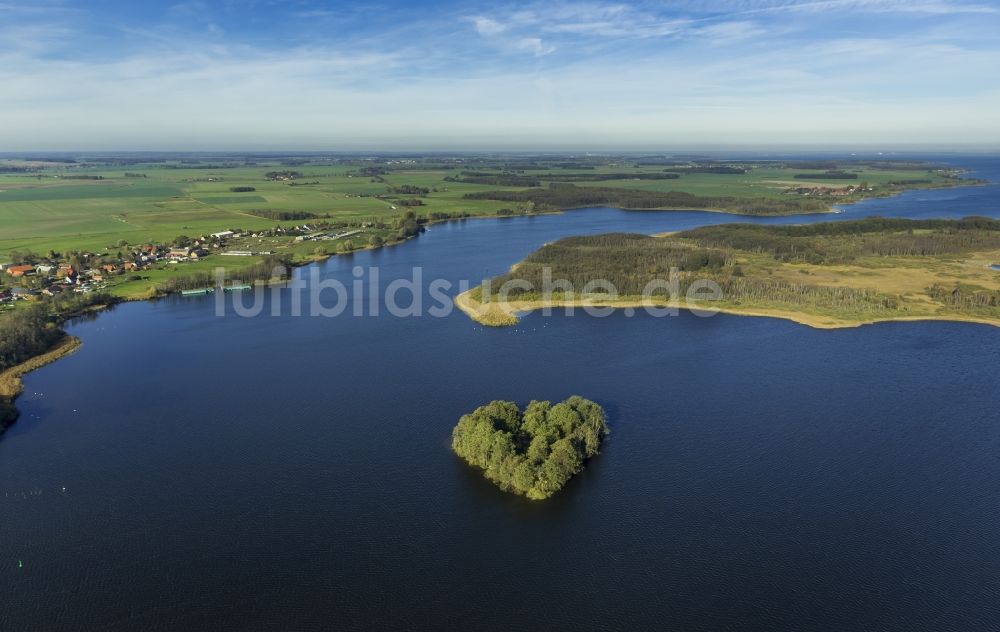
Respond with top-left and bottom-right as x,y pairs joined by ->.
451,396 -> 608,500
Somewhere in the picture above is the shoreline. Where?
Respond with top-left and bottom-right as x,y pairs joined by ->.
1,334 -> 82,426
454,289 -> 1000,331
0,173 -> 991,421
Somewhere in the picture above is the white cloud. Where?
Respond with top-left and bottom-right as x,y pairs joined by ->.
514,37 -> 556,56
472,17 -> 506,36
0,0 -> 998,148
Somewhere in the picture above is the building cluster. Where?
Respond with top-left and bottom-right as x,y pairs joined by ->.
1,258 -> 107,302
785,184 -> 876,197
0,230 -> 242,303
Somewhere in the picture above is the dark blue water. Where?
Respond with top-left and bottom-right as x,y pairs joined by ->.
2,158 -> 999,631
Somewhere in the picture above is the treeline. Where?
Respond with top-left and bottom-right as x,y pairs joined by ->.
158,256 -> 292,293
387,185 -> 429,195
489,233 -> 729,297
676,217 -> 1000,264
783,160 -> 944,172
229,186 -> 257,192
448,172 -> 684,185
464,184 -> 828,215
1,293 -> 113,426
451,397 -> 608,500
663,166 -> 747,174
265,170 -> 301,180
477,227 -> 975,317
446,174 -> 542,186
927,284 -> 1000,311
246,210 -> 323,220
543,172 -> 681,182
427,210 -> 472,221
0,306 -> 63,375
1,292 -> 112,374
477,218 -> 1000,321
794,171 -> 858,180
164,164 -> 240,169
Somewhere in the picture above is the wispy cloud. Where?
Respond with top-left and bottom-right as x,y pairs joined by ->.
0,0 -> 999,149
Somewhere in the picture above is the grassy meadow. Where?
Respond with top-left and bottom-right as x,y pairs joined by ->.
0,157 -> 967,255
0,155 -> 976,300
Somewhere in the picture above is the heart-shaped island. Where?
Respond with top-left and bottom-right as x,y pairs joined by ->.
452,396 -> 609,500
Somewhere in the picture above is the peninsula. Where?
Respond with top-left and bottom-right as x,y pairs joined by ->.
457,217 -> 1000,329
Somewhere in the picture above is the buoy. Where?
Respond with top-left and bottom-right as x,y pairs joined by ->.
18,560 -> 23,569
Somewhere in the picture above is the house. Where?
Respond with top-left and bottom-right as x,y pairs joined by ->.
0,262 -> 13,271
211,230 -> 235,240
169,247 -> 192,258
189,248 -> 208,260
6,264 -> 35,278
0,289 -> 11,302
102,264 -> 118,273
36,264 -> 55,275
124,261 -> 139,271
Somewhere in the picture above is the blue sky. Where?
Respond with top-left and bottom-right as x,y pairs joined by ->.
2,0 -> 999,150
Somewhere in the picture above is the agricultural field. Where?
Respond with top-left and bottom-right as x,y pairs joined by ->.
0,155 -> 971,254
0,154 -> 979,301
0,161 -> 518,256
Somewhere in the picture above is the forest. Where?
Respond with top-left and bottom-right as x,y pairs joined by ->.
0,292 -> 113,426
677,216 -> 1000,264
474,217 -> 1000,323
0,292 -> 112,374
451,396 -> 609,500
663,166 -> 747,174
464,184 -> 829,215
445,173 -> 542,186
156,255 -> 293,292
541,172 -> 682,182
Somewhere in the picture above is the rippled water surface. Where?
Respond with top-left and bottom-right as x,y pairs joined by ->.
2,156 -> 999,631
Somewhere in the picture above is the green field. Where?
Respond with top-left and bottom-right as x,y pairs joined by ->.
1,157 -> 969,256
0,164 -> 509,254
0,155 -> 977,303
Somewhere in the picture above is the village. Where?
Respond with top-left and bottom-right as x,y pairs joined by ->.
783,182 -> 877,197
0,224 -> 369,305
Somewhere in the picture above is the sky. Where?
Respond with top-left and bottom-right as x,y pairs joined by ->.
2,0 -> 1000,151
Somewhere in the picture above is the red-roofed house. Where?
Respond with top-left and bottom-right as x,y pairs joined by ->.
6,265 -> 34,278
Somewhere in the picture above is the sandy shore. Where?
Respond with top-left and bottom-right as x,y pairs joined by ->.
1,335 -> 82,423
454,289 -> 1000,330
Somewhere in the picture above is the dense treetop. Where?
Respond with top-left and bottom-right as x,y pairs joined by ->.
464,184 -> 829,215
452,396 -> 609,500
477,217 -> 1000,321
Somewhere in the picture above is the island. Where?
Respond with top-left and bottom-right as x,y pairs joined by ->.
452,396 -> 609,500
457,217 -> 1000,329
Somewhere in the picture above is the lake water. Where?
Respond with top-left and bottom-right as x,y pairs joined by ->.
2,156 -> 999,631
